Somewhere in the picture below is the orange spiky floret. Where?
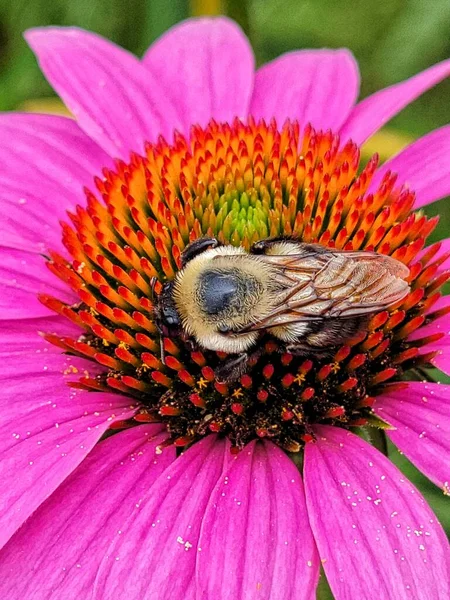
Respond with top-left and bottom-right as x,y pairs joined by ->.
41,118 -> 447,451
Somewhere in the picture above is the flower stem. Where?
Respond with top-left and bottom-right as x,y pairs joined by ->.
316,568 -> 334,600
190,0 -> 222,15
288,450 -> 304,472
224,0 -> 251,36
413,367 -> 437,382
368,428 -> 389,456
356,427 -> 389,456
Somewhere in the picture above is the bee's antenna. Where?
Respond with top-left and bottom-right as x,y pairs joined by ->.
150,276 -> 158,304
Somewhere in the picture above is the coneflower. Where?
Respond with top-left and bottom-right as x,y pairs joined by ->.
0,18 -> 448,600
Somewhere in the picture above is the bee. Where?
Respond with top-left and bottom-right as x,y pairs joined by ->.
153,237 -> 410,383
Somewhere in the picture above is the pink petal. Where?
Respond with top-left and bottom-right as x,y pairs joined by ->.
0,113 -> 112,254
25,28 -> 183,159
197,441 -> 319,600
0,425 -> 175,599
0,317 -> 99,380
250,49 -> 359,131
304,426 -> 450,600
408,295 -> 450,375
143,17 -> 254,133
0,316 -> 79,355
0,247 -> 76,320
340,58 -> 450,145
92,435 -> 228,599
417,238 -> 450,273
368,126 -> 450,208
0,325 -> 136,548
375,383 -> 450,491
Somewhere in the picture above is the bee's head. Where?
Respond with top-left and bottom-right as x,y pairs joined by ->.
154,281 -> 182,337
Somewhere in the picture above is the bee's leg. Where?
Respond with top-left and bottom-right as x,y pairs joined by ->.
284,342 -> 334,360
159,336 -> 166,365
180,237 -> 220,267
184,337 -> 198,352
215,353 -> 249,384
251,237 -> 317,255
251,238 -> 281,254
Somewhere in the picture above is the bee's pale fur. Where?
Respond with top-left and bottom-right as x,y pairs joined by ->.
173,246 -> 280,353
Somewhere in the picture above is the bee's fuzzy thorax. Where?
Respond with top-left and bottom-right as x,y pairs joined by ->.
172,247 -> 279,353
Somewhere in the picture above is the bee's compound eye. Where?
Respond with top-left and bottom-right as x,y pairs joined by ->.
162,305 -> 180,326
251,240 -> 266,253
199,271 -> 240,315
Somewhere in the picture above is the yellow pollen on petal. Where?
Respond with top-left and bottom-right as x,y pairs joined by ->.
196,378 -> 209,390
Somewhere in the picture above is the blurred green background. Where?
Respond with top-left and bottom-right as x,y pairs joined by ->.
0,1 -> 448,596
1,0 -> 450,138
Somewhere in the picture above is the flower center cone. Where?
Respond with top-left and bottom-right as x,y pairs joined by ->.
40,118 -> 450,452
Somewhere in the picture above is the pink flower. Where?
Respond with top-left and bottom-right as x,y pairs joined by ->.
0,16 -> 449,599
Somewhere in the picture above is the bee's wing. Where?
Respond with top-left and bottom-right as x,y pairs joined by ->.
243,249 -> 410,332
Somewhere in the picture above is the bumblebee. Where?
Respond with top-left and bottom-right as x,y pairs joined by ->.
153,237 -> 410,382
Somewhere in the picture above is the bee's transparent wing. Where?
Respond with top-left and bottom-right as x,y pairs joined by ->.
242,248 -> 410,332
